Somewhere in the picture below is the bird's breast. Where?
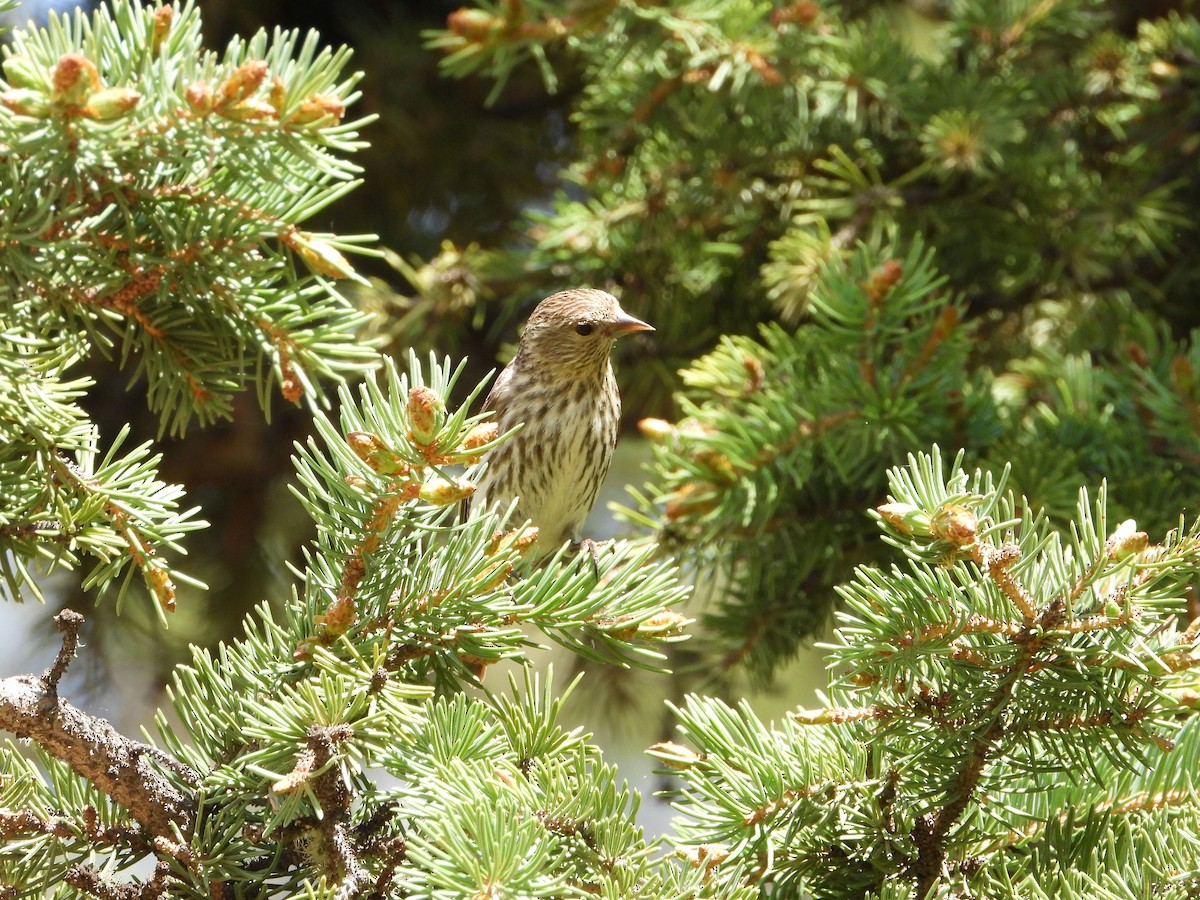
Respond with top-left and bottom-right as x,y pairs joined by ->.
477,377 -> 620,548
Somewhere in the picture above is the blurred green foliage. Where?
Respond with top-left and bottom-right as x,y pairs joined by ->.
412,0 -> 1200,686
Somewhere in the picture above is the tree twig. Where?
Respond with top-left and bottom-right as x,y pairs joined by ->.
0,616 -> 196,839
39,609 -> 84,713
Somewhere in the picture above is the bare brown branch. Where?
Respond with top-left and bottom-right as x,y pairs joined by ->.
40,609 -> 84,711
0,675 -> 194,839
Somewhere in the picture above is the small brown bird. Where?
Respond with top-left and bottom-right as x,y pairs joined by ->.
472,289 -> 653,555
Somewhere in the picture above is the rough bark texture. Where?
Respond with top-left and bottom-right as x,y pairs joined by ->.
0,674 -> 194,838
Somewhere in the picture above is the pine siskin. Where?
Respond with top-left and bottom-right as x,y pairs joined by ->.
472,289 -> 653,555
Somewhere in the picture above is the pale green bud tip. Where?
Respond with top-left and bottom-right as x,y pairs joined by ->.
648,741 -> 703,770
638,417 -> 673,441
1,89 -> 51,118
3,55 -> 49,91
876,501 -> 930,536
418,477 -> 475,507
1108,519 -> 1149,560
83,87 -> 141,120
289,231 -> 355,279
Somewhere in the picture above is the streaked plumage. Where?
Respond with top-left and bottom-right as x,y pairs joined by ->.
472,289 -> 653,553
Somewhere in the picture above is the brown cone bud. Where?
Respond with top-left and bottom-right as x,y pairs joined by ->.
447,7 -> 500,41
185,81 -> 212,114
218,99 -> 276,122
1170,355 -> 1194,396
216,60 -> 268,107
145,564 -> 176,613
407,386 -> 445,446
51,53 -> 100,106
462,421 -> 499,451
450,421 -> 499,463
485,525 -> 540,558
346,431 -> 407,475
930,504 -> 978,547
151,5 -> 174,56
285,93 -> 346,127
863,259 -> 903,304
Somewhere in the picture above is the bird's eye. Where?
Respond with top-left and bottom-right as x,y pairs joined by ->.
574,323 -> 594,336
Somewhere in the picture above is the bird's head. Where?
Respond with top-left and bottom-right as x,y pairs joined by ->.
519,289 -> 653,375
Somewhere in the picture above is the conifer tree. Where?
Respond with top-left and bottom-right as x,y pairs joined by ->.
418,0 -> 1200,681
5,2 -> 1200,899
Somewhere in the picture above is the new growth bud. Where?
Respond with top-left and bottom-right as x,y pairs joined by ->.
1,89 -> 50,117
51,53 -> 100,106
638,417 -> 673,441
3,55 -> 49,91
447,8 -> 501,42
82,87 -> 141,120
648,741 -> 703,770
151,5 -> 174,56
218,99 -> 276,122
145,564 -> 176,613
285,94 -> 347,127
605,610 -> 689,641
185,82 -> 212,114
289,231 -> 354,279
346,431 -> 407,476
461,421 -> 499,452
876,502 -> 932,536
216,60 -> 268,107
418,477 -> 475,507
451,421 -> 499,464
407,386 -> 446,446
1108,519 -> 1149,560
931,504 -> 978,547
485,525 -> 540,559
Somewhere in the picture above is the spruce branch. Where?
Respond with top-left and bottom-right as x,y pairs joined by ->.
0,619 -> 194,839
39,609 -> 83,710
656,447 -> 1200,897
0,352 -> 716,896
0,0 -> 383,610
64,860 -> 173,900
422,1 -> 1200,686
0,0 -> 379,437
285,353 -> 690,686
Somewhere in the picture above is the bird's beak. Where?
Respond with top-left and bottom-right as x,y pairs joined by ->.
610,312 -> 654,336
